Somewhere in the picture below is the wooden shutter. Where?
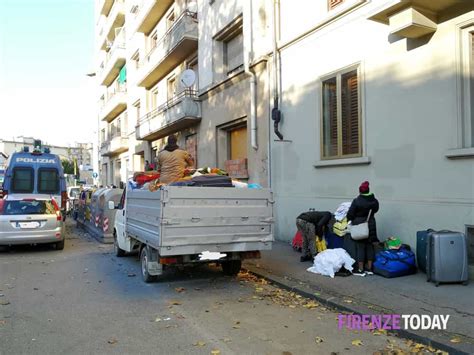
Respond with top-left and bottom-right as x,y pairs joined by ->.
328,0 -> 344,10
230,126 -> 247,160
226,32 -> 244,73
322,78 -> 338,158
341,70 -> 360,156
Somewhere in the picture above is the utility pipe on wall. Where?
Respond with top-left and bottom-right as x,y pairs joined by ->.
244,0 -> 258,150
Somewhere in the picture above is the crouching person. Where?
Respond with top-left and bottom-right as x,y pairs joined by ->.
296,211 -> 332,262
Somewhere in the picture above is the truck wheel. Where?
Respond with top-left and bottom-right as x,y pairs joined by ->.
140,247 -> 158,283
55,240 -> 65,250
222,260 -> 242,276
114,233 -> 125,257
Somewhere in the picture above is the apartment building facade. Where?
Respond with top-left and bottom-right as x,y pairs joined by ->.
0,138 -> 93,167
94,0 -> 474,259
269,0 -> 474,256
95,0 -> 271,187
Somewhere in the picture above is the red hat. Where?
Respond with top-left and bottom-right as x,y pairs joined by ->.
359,181 -> 370,193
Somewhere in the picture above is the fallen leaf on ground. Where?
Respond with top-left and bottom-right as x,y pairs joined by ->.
372,329 -> 387,336
222,338 -> 232,343
175,287 -> 185,293
351,339 -> 363,346
304,301 -> 319,309
0,320 -> 6,326
315,337 -> 324,343
343,299 -> 353,304
0,301 -> 10,306
232,325 -> 241,329
193,341 -> 206,347
288,305 -> 296,309
255,287 -> 264,292
450,337 -> 462,343
169,301 -> 182,305
107,338 -> 118,345
211,350 -> 221,355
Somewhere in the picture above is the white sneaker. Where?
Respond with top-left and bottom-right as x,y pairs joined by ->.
365,270 -> 374,275
353,269 -> 366,277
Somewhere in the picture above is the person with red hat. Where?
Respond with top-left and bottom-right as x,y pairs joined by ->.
347,181 -> 379,276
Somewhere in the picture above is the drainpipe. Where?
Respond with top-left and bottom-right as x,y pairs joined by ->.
272,0 -> 283,140
244,0 -> 258,150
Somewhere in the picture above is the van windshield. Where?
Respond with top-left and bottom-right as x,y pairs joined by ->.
0,200 -> 56,215
38,168 -> 59,194
12,168 -> 34,193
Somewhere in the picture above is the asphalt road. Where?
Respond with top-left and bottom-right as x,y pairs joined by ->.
0,222 -> 443,355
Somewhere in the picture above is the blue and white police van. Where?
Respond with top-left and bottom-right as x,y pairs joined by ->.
3,143 -> 68,219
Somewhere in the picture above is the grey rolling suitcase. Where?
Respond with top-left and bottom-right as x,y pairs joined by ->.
426,230 -> 469,286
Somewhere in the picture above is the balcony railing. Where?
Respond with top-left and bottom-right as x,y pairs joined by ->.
100,86 -> 127,122
98,0 -> 125,50
137,11 -> 198,88
136,90 -> 201,141
100,134 -> 129,156
99,36 -> 126,86
133,0 -> 174,35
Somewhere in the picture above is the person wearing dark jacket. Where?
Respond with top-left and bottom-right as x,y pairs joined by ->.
296,211 -> 332,262
347,181 -> 379,276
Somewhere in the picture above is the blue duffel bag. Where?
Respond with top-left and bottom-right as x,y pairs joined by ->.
373,248 -> 417,278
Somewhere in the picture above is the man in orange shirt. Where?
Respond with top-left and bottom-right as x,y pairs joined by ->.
156,135 -> 194,184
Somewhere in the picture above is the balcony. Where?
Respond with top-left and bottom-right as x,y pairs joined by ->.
134,0 -> 174,35
98,0 -> 114,16
368,0 -> 473,30
136,90 -> 201,141
137,11 -> 198,89
99,39 -> 126,86
100,134 -> 129,157
100,88 -> 127,122
98,0 -> 125,50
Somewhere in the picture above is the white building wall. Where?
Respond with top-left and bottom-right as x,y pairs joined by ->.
271,2 -> 474,249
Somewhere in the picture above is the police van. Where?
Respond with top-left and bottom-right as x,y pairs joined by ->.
3,143 -> 68,218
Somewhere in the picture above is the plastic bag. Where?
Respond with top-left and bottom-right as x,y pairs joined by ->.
307,248 -> 355,278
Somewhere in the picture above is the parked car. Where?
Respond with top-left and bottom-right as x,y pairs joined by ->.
0,194 -> 65,250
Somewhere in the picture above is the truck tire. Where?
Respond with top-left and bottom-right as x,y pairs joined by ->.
114,232 -> 126,257
222,260 -> 242,276
55,240 -> 65,250
140,247 -> 158,283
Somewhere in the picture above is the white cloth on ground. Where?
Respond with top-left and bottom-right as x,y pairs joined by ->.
307,248 -> 355,278
334,202 -> 352,222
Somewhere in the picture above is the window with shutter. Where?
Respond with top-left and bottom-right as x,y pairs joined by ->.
328,0 -> 344,10
225,31 -> 244,74
322,78 -> 338,157
321,66 -> 361,159
471,32 -> 474,145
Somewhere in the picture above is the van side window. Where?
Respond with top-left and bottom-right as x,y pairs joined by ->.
12,167 -> 34,193
38,168 -> 59,194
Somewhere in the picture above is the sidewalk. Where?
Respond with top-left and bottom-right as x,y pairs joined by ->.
243,242 -> 474,354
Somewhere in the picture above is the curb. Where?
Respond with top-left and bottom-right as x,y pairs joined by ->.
243,265 -> 471,355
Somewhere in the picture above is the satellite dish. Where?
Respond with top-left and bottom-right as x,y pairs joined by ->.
180,69 -> 196,88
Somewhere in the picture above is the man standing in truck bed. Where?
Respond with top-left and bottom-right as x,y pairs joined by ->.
156,135 -> 194,184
